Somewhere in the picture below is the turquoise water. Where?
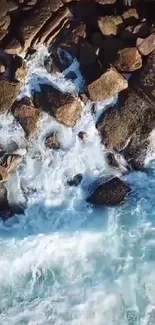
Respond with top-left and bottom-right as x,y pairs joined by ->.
0,47 -> 155,325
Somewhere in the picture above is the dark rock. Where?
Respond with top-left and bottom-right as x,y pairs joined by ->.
122,8 -> 139,25
32,84 -> 82,127
98,38 -> 124,70
87,177 -> 130,206
121,22 -> 149,40
78,131 -> 89,141
114,47 -> 142,72
0,183 -> 13,220
106,152 -> 120,168
67,174 -> 83,187
45,132 -> 60,150
11,97 -> 41,137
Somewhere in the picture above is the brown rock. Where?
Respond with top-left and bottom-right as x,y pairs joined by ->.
45,132 -> 60,150
114,47 -> 142,72
33,84 -> 83,127
122,8 -> 139,25
0,77 -> 20,114
11,98 -> 41,137
98,15 -> 123,36
5,38 -> 22,55
137,33 -> 155,56
0,153 -> 23,182
87,67 -> 128,102
87,177 -> 130,206
96,88 -> 155,166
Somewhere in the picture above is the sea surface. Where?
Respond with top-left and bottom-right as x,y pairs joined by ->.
0,46 -> 155,325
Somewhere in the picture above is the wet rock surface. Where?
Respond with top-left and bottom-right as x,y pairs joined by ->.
87,177 -> 131,206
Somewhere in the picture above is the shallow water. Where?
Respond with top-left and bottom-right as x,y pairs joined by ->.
1,46 -> 155,325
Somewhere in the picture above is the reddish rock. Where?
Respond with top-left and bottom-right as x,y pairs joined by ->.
33,84 -> 83,127
87,67 -> 128,102
137,33 -> 155,56
87,177 -> 130,206
114,47 -> 142,72
11,98 -> 41,137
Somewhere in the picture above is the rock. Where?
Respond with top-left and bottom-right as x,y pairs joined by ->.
114,47 -> 142,72
96,0 -> 116,4
87,67 -> 128,102
98,15 -> 123,36
33,84 -> 83,128
131,50 -> 155,103
0,76 -> 20,114
106,152 -> 120,168
122,8 -> 139,25
0,182 -> 13,220
96,88 -> 155,167
78,131 -> 89,142
67,174 -> 83,187
45,132 -> 60,150
98,38 -> 124,70
137,33 -> 155,56
87,177 -> 130,206
0,153 -> 23,182
121,22 -> 149,40
11,98 -> 41,137
78,40 -> 101,83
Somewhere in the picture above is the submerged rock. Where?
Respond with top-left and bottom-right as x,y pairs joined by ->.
87,177 -> 131,206
88,67 -> 128,102
45,132 -> 60,150
33,84 -> 83,127
78,131 -> 89,142
67,174 -> 83,187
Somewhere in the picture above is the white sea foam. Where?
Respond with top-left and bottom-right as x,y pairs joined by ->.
0,46 -> 155,325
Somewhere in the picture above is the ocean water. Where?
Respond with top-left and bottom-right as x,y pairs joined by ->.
0,46 -> 155,325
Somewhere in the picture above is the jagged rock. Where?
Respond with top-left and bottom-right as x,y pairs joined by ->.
0,76 -> 20,113
45,132 -> 60,150
96,88 -> 155,168
122,8 -> 139,25
106,152 -> 120,169
0,153 -> 23,182
0,182 -> 13,220
114,47 -> 142,72
87,67 -> 128,102
137,33 -> 155,56
131,50 -> 155,103
87,177 -> 130,206
33,84 -> 83,127
67,174 -> 83,187
98,15 -> 123,36
11,98 -> 41,137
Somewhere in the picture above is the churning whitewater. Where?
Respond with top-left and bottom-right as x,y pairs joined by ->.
1,46 -> 155,325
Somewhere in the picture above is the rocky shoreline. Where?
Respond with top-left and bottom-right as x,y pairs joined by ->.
0,0 -> 155,218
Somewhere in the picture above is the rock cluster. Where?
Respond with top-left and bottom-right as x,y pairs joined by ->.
1,0 -> 155,216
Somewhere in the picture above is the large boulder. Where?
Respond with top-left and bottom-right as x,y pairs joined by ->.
0,76 -> 20,113
96,88 -> 155,167
87,67 -> 128,102
11,97 -> 41,137
87,177 -> 131,206
33,84 -> 83,127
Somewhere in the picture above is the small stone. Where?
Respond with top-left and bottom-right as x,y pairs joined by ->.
45,132 -> 60,150
114,47 -> 142,72
137,33 -> 155,56
88,67 -> 128,102
78,131 -> 89,142
122,8 -> 139,25
87,177 -> 130,206
67,174 -> 83,187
